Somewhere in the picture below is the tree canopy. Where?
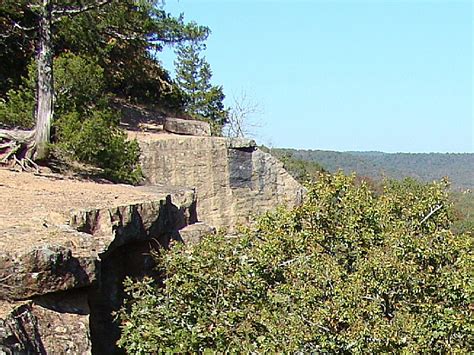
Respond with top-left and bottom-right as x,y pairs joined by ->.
1,0 -> 209,102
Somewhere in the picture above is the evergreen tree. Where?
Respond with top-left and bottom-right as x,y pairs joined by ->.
174,42 -> 228,130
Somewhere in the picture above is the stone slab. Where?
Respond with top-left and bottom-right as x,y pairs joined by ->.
164,117 -> 211,136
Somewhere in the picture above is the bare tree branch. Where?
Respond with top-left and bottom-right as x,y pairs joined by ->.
12,21 -> 35,32
224,91 -> 263,138
420,204 -> 443,225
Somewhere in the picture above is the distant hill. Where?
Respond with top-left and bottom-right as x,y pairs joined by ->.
271,149 -> 474,190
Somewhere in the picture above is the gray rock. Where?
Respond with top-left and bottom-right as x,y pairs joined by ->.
226,137 -> 257,149
164,117 -> 211,136
138,135 -> 304,230
0,297 -> 91,354
179,223 -> 216,245
0,172 -> 197,353
0,245 -> 97,301
0,132 -> 304,353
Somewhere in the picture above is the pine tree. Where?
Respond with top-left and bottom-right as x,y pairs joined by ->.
174,42 -> 228,129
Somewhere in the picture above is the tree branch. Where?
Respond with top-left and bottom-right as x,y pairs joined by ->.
12,21 -> 35,32
420,204 -> 443,225
104,28 -> 141,42
52,0 -> 113,19
0,129 -> 34,142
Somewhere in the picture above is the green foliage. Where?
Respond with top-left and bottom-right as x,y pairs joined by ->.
175,42 -> 229,130
0,0 -> 36,96
0,60 -> 36,128
0,52 -> 105,128
0,53 -> 142,184
52,53 -> 142,184
265,147 -> 326,182
0,86 -> 35,129
118,173 -> 473,353
54,53 -> 105,116
54,109 -> 142,184
1,0 -> 209,107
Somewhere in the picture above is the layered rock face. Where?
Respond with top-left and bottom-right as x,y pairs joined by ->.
137,134 -> 304,230
0,170 -> 196,354
0,131 -> 303,353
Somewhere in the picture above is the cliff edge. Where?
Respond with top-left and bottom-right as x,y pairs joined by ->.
0,126 -> 304,353
135,131 -> 304,230
0,169 -> 196,353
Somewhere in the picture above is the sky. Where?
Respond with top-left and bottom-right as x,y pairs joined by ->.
159,0 -> 473,153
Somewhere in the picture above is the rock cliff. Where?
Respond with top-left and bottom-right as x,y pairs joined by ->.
0,170 -> 196,354
0,131 -> 303,353
137,133 -> 304,230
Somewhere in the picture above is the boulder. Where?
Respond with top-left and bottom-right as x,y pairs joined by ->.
226,137 -> 257,149
179,223 -> 216,245
164,117 -> 211,136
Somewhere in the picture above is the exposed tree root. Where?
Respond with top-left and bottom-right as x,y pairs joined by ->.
0,129 -> 39,172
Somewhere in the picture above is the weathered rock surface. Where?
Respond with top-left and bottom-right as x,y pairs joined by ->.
178,222 -> 216,245
137,134 -> 304,230
164,117 -> 211,136
1,297 -> 91,354
0,169 -> 196,353
0,130 -> 303,353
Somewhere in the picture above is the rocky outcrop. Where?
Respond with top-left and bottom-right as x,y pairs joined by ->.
137,135 -> 304,230
0,170 -> 197,354
164,117 -> 211,136
0,294 -> 91,354
0,131 -> 303,353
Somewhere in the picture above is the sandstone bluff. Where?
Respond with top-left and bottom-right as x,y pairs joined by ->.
0,121 -> 303,353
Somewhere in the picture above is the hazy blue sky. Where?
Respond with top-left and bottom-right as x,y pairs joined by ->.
160,0 -> 473,153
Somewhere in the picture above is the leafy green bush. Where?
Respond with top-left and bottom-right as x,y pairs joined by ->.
0,62 -> 36,128
54,52 -> 106,116
0,87 -> 35,128
118,173 -> 473,353
54,109 -> 142,184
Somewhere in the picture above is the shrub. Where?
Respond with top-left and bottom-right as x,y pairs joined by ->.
54,52 -> 105,116
0,87 -> 35,128
0,53 -> 142,184
0,63 -> 36,128
54,109 -> 142,184
118,173 -> 473,353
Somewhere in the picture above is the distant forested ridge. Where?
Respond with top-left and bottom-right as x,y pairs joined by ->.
272,149 -> 474,190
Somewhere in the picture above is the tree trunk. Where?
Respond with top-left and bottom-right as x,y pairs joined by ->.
34,0 -> 54,161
